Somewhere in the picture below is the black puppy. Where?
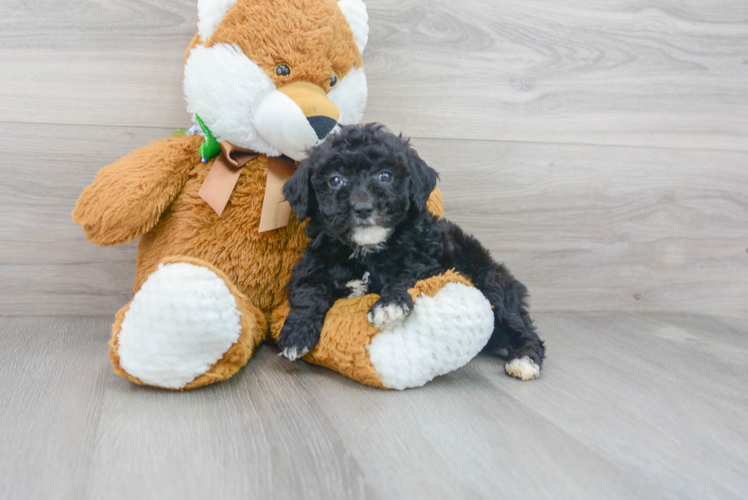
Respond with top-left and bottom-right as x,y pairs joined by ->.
279,124 -> 545,380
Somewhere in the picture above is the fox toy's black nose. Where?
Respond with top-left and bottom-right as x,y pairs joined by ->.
353,202 -> 375,219
307,116 -> 337,140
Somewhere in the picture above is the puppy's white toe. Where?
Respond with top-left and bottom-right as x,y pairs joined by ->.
367,302 -> 410,330
346,271 -> 370,298
505,356 -> 541,381
280,346 -> 309,361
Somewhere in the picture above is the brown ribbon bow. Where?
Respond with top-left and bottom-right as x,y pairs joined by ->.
198,141 -> 298,232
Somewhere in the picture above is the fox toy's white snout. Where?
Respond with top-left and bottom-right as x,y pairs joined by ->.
184,43 -> 367,160
253,82 -> 342,161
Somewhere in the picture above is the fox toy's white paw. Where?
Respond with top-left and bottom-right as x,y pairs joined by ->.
117,262 -> 242,389
366,283 -> 494,390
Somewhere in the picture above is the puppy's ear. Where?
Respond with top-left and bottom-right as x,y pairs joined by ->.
283,160 -> 316,220
405,145 -> 439,210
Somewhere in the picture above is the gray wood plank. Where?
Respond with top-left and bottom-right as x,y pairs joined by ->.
0,123 -> 162,314
0,316 -> 373,500
0,316 -> 111,500
85,346 -> 373,500
431,139 -> 748,313
364,0 -> 748,150
0,0 -> 746,151
295,355 -> 666,499
467,312 -> 748,500
633,312 -> 748,351
1,314 -> 745,499
3,123 -> 746,314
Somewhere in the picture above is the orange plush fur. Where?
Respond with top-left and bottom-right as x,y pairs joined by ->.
209,0 -> 363,88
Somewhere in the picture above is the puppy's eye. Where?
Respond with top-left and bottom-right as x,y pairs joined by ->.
329,74 -> 339,88
328,175 -> 344,188
275,64 -> 291,77
378,171 -> 393,183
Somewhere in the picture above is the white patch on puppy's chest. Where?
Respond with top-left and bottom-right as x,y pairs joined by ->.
346,271 -> 370,298
351,226 -> 390,246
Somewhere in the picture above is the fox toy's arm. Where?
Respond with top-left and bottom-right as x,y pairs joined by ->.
73,134 -> 202,246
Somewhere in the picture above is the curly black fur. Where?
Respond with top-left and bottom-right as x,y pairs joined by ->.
279,123 -> 545,373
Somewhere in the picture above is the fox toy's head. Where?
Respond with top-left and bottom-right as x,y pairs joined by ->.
184,0 -> 368,161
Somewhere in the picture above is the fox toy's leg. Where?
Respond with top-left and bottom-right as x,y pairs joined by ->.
271,271 -> 494,390
109,256 -> 266,390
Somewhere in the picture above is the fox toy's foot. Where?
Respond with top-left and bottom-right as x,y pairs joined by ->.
272,271 -> 494,390
110,257 -> 266,390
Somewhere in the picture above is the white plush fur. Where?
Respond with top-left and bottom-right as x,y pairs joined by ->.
184,43 -> 280,156
351,225 -> 390,246
367,283 -> 494,390
337,0 -> 369,54
505,356 -> 541,381
117,263 -> 242,389
367,302 -> 410,330
197,0 -> 237,41
328,66 -> 368,125
252,90 -> 322,161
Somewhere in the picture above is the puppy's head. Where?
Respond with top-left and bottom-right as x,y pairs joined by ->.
284,123 -> 438,247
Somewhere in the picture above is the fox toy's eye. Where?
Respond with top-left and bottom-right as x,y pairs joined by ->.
275,64 -> 291,77
328,175 -> 345,188
329,74 -> 339,88
378,171 -> 393,183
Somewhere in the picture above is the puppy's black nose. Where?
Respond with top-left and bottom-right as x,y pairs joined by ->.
353,202 -> 375,219
307,116 -> 337,140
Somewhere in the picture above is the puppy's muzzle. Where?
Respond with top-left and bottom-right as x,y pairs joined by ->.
352,202 -> 375,220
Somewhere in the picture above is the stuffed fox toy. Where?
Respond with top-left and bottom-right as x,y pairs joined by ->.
73,0 -> 498,390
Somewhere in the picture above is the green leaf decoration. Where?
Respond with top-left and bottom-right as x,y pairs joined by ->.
195,114 -> 221,161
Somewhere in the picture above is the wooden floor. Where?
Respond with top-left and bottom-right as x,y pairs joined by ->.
2,0 -> 747,498
1,312 -> 747,499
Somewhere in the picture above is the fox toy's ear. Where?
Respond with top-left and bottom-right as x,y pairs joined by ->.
197,0 -> 237,41
283,161 -> 317,221
404,143 -> 439,210
337,0 -> 369,54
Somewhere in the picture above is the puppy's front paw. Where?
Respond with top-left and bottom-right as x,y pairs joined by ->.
280,346 -> 310,361
277,314 -> 322,361
367,297 -> 413,330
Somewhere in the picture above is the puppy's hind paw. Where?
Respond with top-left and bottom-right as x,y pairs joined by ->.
280,346 -> 310,362
367,302 -> 411,330
505,356 -> 541,381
